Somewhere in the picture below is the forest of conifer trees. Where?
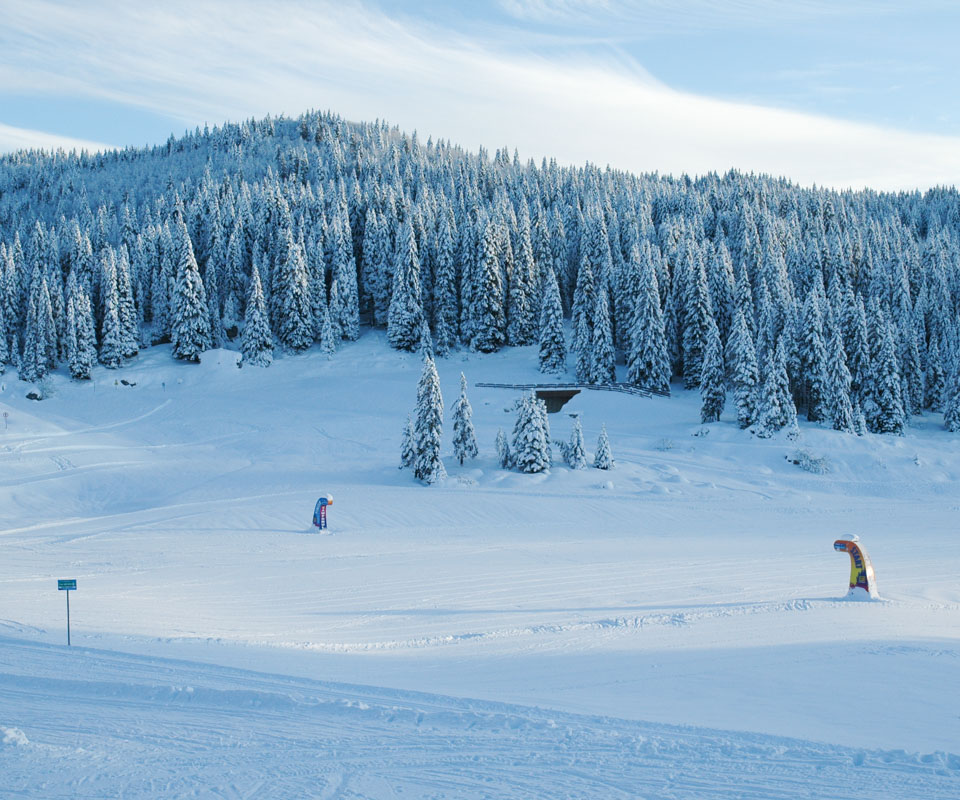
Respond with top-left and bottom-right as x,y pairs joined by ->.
0,109 -> 958,434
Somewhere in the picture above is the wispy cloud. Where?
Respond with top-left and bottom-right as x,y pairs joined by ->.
1,0 -> 958,190
0,121 -> 112,154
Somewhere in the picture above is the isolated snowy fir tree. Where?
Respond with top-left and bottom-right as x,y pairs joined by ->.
400,415 -> 415,469
594,424 -> 614,470
496,427 -> 512,469
511,392 -> 551,473
452,373 -> 479,466
413,354 -> 446,483
566,416 -> 587,469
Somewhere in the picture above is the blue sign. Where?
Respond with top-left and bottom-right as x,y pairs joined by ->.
58,579 -> 77,590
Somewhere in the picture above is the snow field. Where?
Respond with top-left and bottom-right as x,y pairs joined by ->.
1,332 -> 960,797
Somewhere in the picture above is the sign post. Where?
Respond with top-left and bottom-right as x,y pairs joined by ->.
58,579 -> 77,645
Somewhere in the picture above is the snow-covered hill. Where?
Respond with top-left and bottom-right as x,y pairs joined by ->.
2,335 -> 959,797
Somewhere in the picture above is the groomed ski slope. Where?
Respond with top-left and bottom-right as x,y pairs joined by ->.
2,331 -> 959,798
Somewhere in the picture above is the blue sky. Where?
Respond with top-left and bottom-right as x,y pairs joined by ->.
1,0 -> 958,189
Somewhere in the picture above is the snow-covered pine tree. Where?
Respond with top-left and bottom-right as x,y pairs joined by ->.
432,211 -> 458,355
538,265 -> 566,374
66,287 -> 97,380
727,308 -> 759,429
865,309 -> 905,435
472,220 -> 506,353
591,285 -> 616,384
240,264 -> 273,367
572,249 -> 597,382
753,337 -> 796,438
331,211 -> 360,341
798,289 -> 827,421
400,414 -> 415,468
825,321 -> 854,433
925,336 -> 946,411
170,221 -> 212,362
594,424 -> 614,469
566,416 -> 587,469
271,226 -> 313,352
0,299 -> 7,374
511,392 -> 551,473
20,266 -> 55,383
507,205 -> 537,346
626,242 -> 670,394
318,299 -> 337,358
496,427 -> 512,469
700,314 -> 725,424
387,218 -> 425,351
98,251 -> 125,369
114,246 -> 140,358
944,367 -> 960,432
413,354 -> 446,483
452,373 -> 479,465
682,247 -> 712,390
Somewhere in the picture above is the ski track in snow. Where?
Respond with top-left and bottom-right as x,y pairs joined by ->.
2,635 -> 958,800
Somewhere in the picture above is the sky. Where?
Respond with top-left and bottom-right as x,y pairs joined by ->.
1,0 -> 958,191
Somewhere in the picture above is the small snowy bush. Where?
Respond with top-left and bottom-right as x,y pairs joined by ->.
786,449 -> 830,475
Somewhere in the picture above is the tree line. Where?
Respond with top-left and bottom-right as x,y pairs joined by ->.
0,109 -> 958,432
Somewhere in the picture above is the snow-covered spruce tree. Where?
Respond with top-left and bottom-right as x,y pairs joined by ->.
727,308 -> 758,429
331,211 -> 360,341
240,264 -> 273,367
99,251 -> 125,368
866,312 -> 905,435
753,337 -> 796,438
170,222 -> 212,362
824,321 -> 854,433
472,220 -> 506,353
452,373 -> 479,465
496,427 -> 512,469
566,416 -> 587,469
944,370 -> 960,432
591,285 -> 616,384
21,266 -> 55,383
432,211 -> 459,355
413,354 -> 446,484
572,252 -> 596,382
388,218 -> 425,351
511,392 -> 551,473
114,246 -> 140,358
682,248 -> 712,390
594,424 -> 614,470
852,399 -> 868,436
400,414 -> 415,468
271,226 -> 313,352
798,289 -> 827,422
538,265 -> 566,374
317,299 -> 337,358
507,205 -> 537,346
66,288 -> 97,380
626,242 -> 670,394
700,314 -> 725,424
0,301 -> 7,374
925,336 -> 946,412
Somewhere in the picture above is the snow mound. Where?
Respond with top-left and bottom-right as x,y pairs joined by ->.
1,727 -> 29,746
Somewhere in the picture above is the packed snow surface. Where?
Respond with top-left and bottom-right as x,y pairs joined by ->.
2,333 -> 959,798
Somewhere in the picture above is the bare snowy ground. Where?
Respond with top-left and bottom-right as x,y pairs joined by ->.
1,331 -> 959,797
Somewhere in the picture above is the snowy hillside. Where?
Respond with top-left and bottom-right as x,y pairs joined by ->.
2,335 -> 959,797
